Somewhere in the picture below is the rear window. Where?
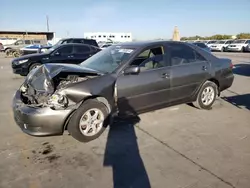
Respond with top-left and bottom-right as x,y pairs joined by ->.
193,43 -> 207,48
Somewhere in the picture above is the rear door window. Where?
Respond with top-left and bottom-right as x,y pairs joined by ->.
168,43 -> 206,66
56,45 -> 73,55
74,45 -> 91,54
24,40 -> 31,45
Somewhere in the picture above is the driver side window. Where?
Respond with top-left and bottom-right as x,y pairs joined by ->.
130,46 -> 165,71
56,46 -> 73,55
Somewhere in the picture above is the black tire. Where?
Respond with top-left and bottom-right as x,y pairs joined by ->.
241,47 -> 244,52
193,81 -> 217,110
67,99 -> 109,142
5,49 -> 11,57
13,51 -> 20,57
29,63 -> 41,72
221,47 -> 225,52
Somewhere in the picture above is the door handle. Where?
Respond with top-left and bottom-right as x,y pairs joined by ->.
202,66 -> 207,71
161,73 -> 169,78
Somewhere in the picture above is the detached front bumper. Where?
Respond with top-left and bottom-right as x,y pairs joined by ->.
12,90 -> 74,137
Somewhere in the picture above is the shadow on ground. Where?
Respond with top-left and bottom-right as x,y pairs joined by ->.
233,63 -> 250,77
222,94 -> 250,110
103,98 -> 151,188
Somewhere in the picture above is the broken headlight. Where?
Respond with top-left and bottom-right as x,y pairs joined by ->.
48,93 -> 68,109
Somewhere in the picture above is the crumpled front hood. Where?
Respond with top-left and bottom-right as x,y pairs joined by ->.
41,63 -> 103,78
25,63 -> 103,94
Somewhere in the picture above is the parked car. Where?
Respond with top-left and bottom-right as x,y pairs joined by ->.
226,39 -> 250,52
19,44 -> 43,56
39,38 -> 98,53
12,41 -> 234,142
12,43 -> 100,76
4,39 -> 46,55
210,40 -> 235,52
191,42 -> 211,53
205,40 -> 218,48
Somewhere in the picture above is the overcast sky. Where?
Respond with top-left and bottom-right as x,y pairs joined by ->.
1,0 -> 250,39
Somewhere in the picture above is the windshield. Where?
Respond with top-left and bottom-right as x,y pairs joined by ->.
233,40 -> 246,44
216,41 -> 226,44
80,45 -> 135,73
44,46 -> 57,53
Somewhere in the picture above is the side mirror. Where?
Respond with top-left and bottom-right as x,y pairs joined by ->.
123,66 -> 140,75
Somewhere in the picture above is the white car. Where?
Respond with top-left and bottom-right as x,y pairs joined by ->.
227,39 -> 250,52
210,40 -> 234,52
206,40 -> 218,48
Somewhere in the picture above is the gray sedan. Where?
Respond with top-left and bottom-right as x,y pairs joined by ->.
12,41 -> 234,142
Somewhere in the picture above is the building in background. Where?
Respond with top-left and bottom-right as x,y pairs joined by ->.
84,32 -> 132,43
0,31 -> 54,45
172,26 -> 180,41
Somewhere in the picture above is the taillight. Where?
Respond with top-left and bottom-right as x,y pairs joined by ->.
230,63 -> 234,69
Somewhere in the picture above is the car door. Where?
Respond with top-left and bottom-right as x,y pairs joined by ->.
72,45 -> 92,64
48,45 -> 74,64
167,43 -> 211,102
116,45 -> 171,114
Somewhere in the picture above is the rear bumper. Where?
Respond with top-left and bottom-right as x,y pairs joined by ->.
220,74 -> 234,92
12,90 -> 74,137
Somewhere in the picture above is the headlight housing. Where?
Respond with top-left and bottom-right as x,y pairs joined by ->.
48,93 -> 68,109
18,59 -> 29,64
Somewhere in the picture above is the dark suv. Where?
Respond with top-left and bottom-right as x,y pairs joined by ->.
56,38 -> 98,47
39,38 -> 98,53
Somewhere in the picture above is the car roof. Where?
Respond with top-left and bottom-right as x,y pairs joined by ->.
113,40 -> 186,48
61,38 -> 96,41
57,43 -> 98,47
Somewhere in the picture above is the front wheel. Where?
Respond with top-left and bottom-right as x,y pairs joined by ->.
193,81 -> 217,110
221,47 -> 225,52
67,99 -> 109,142
29,63 -> 41,72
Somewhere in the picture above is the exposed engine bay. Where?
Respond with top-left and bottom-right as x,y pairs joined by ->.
19,65 -> 99,110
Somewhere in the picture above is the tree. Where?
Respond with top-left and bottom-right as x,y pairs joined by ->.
181,34 -> 233,41
236,33 -> 250,39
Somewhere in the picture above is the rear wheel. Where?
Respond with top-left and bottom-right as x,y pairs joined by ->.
12,50 -> 21,57
193,81 -> 217,110
67,99 -> 109,142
